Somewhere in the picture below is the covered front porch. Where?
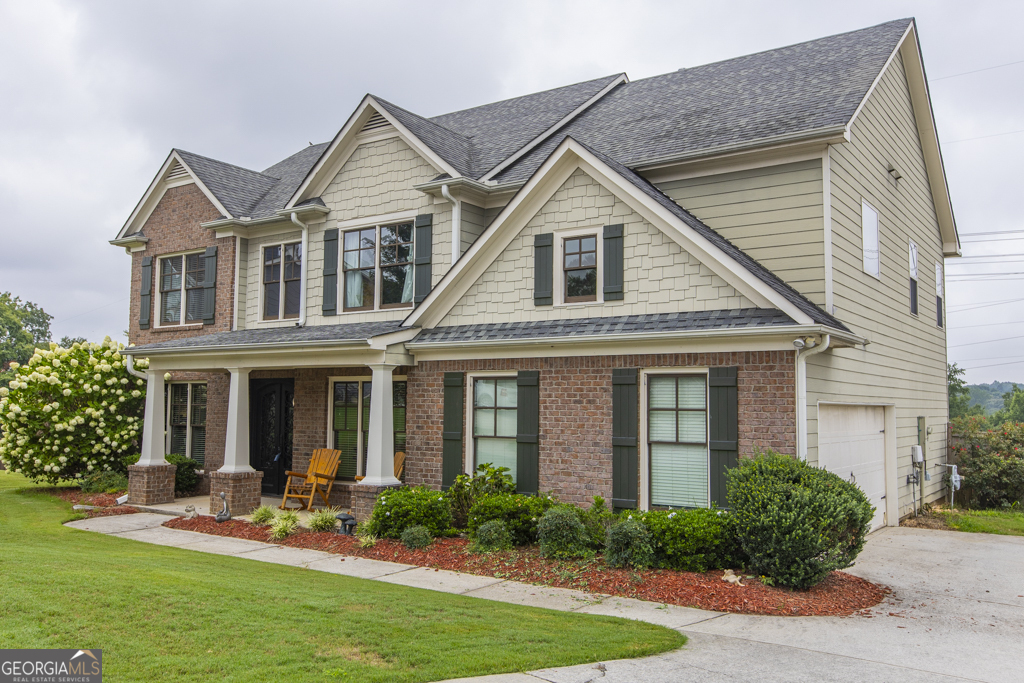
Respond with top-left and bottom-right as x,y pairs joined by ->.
125,322 -> 419,520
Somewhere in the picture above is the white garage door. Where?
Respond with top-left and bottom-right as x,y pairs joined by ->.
818,405 -> 887,531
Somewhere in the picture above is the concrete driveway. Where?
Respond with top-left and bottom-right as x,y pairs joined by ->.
511,527 -> 1024,683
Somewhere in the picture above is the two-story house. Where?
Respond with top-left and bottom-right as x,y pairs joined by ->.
114,18 -> 958,528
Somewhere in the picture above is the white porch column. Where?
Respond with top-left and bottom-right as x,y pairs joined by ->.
220,367 -> 255,473
138,369 -> 167,466
362,363 -> 401,486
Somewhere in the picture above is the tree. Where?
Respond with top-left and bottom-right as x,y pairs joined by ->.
0,337 -> 148,484
992,385 -> 1024,426
948,363 -> 972,419
58,336 -> 88,348
0,293 -> 52,366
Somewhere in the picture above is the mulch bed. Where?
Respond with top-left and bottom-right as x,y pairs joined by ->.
42,488 -> 140,518
165,515 -> 888,617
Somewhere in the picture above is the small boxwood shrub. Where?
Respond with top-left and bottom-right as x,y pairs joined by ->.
727,450 -> 873,589
468,493 -> 554,546
307,507 -> 340,533
471,519 -> 513,553
641,508 -> 741,572
249,505 -> 277,526
367,486 -> 452,538
573,496 -> 617,550
605,517 -> 655,569
446,463 -> 517,529
538,506 -> 593,559
401,524 -> 433,550
80,470 -> 128,494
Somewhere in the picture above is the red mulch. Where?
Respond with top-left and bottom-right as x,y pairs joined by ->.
164,516 -> 888,617
42,488 -> 140,518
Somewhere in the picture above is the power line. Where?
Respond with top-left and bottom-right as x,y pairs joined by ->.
955,252 -> 1024,258
957,235 -> 1024,243
959,230 -> 1024,238
959,358 -> 1024,371
948,297 -> 1024,312
949,333 -> 1024,349
945,128 -> 1024,144
949,319 -> 1024,330
52,297 -> 128,325
930,58 -> 1024,82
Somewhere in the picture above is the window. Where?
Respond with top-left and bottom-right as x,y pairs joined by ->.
935,261 -> 944,328
263,242 -> 302,320
342,221 -> 414,312
909,240 -> 919,315
563,235 -> 598,302
165,383 -> 207,465
473,378 -> 518,481
331,379 -> 406,479
862,201 -> 880,278
159,253 -> 205,325
648,375 -> 708,508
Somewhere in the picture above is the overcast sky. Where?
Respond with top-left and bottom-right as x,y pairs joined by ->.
0,0 -> 1020,383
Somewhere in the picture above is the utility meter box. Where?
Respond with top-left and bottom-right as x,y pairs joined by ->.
910,444 -> 923,463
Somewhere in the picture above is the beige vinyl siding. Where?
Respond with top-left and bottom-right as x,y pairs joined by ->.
461,202 -> 488,257
440,169 -> 754,327
809,50 -> 948,518
235,237 -> 248,330
658,160 -> 826,307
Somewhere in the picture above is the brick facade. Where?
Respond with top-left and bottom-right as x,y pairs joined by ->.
209,470 -> 264,516
127,463 -> 176,505
404,352 -> 796,507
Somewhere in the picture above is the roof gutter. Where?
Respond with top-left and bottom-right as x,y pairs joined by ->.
794,334 -> 831,461
441,184 -> 461,261
290,212 -> 309,328
131,338 -> 371,357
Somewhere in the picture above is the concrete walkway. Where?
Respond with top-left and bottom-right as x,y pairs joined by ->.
65,516 -> 1023,682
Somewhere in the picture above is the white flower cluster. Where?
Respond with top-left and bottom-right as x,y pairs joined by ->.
0,337 -> 149,484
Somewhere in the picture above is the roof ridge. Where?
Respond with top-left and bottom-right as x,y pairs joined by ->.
174,148 -> 281,181
371,96 -> 472,142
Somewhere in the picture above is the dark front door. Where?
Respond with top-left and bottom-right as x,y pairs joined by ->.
250,379 -> 294,495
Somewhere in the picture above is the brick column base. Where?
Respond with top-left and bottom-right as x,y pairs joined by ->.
350,484 -> 405,525
209,470 -> 264,516
128,464 -> 177,505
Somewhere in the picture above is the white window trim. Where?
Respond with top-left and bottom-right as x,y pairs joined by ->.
464,371 -> 518,477
325,375 -> 407,478
164,382 -> 205,465
908,239 -> 919,317
861,199 -> 881,280
155,249 -> 206,328
553,225 -> 604,307
638,367 -> 709,512
257,240 -> 302,324
338,221 -> 416,315
935,260 -> 945,328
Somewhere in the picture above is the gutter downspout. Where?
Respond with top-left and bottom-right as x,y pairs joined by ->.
795,334 -> 830,461
290,212 -> 309,327
441,184 -> 461,262
125,354 -> 147,380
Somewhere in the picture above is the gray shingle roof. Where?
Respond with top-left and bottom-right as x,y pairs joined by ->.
130,321 -> 406,354
372,97 -> 478,178
410,309 -> 796,345
494,19 -> 911,183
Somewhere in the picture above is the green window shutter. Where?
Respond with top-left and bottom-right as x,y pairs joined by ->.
534,233 -> 553,306
708,367 -> 739,508
442,372 -> 464,489
516,370 -> 540,495
139,256 -> 153,330
603,224 -> 624,301
322,228 -> 339,315
202,246 -> 217,325
612,368 -> 638,509
414,214 -> 433,304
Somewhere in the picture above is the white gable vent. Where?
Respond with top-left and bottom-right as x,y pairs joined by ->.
360,112 -> 390,133
166,160 -> 189,181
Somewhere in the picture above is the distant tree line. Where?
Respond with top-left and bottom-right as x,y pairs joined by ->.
949,362 -> 1024,427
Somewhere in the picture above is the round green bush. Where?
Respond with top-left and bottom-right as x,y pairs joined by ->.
727,451 -> 874,589
468,493 -> 554,546
640,508 -> 742,572
538,506 -> 592,559
367,486 -> 453,538
400,524 -> 433,550
573,496 -> 617,550
471,519 -> 513,553
446,463 -> 517,529
165,453 -> 201,496
605,517 -> 654,569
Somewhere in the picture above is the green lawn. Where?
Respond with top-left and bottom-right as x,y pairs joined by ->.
0,472 -> 682,682
941,508 -> 1024,536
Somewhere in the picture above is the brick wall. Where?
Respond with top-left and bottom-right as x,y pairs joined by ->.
405,351 -> 796,506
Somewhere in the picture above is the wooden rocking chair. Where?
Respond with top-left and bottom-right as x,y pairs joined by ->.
280,448 -> 341,511
354,451 -> 406,482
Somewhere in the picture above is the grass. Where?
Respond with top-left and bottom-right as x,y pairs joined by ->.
0,472 -> 683,682
940,507 -> 1024,536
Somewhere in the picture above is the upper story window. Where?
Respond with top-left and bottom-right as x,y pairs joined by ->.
908,240 -> 919,315
935,261 -> 944,328
159,252 -> 205,326
263,242 -> 302,320
564,235 -> 598,302
343,222 -> 414,312
862,200 -> 880,278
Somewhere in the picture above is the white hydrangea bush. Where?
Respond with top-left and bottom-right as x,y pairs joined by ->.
0,337 -> 148,484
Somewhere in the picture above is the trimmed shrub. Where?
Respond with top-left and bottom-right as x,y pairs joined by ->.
727,451 -> 874,589
401,524 -> 433,550
367,486 -> 453,539
307,507 -> 341,533
165,453 -> 201,496
471,519 -> 513,553
538,506 -> 592,559
605,517 -> 655,569
249,505 -> 277,526
468,493 -> 554,546
641,508 -> 741,572
573,496 -> 617,550
80,470 -> 128,494
270,510 -> 299,539
446,463 -> 517,529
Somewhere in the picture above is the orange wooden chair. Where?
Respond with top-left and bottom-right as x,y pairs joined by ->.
281,448 -> 341,510
354,451 -> 406,482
